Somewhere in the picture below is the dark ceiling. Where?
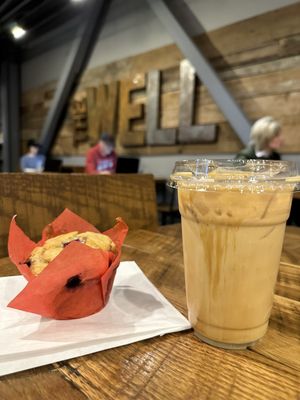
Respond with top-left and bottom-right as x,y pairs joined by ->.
0,0 -> 90,57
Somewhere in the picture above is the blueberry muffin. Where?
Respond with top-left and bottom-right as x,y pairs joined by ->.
28,231 -> 116,275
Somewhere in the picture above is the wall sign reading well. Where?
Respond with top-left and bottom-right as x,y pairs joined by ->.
70,60 -> 217,147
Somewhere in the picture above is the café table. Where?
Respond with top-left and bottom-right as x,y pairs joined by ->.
0,224 -> 299,399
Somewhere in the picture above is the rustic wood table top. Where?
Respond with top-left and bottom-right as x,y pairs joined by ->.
0,225 -> 299,400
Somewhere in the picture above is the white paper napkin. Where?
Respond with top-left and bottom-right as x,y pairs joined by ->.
0,261 -> 191,376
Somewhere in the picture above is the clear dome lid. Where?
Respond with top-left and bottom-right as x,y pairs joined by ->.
169,159 -> 300,192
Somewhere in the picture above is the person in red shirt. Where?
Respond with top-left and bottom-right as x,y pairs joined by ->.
85,133 -> 117,174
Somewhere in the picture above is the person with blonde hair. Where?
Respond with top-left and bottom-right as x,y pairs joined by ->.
235,116 -> 300,225
236,116 -> 283,160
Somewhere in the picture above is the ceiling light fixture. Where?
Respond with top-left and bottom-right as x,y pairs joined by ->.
10,24 -> 27,40
71,0 -> 86,3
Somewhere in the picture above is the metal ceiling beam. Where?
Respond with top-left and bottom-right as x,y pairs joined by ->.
0,0 -> 33,25
146,0 -> 251,145
39,0 -> 111,155
21,0 -> 145,62
21,17 -> 81,61
0,0 -> 15,16
18,0 -> 60,24
23,3 -> 72,34
0,39 -> 21,172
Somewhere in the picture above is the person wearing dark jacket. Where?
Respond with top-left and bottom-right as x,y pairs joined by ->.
236,116 -> 283,160
236,116 -> 299,225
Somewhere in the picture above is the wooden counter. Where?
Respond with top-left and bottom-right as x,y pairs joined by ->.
0,225 -> 299,399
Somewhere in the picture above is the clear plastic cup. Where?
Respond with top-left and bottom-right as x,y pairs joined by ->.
169,159 -> 300,349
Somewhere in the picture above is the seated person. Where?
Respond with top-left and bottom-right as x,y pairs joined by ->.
20,139 -> 46,173
85,133 -> 116,174
236,116 -> 283,160
236,117 -> 299,225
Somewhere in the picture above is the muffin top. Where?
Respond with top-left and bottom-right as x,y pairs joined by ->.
29,231 -> 116,275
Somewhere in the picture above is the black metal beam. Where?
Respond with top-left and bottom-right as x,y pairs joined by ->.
0,0 -> 33,25
18,0 -> 60,25
22,3 -> 72,36
39,0 -> 111,155
21,16 -> 81,61
0,0 -> 16,16
21,0 -> 144,62
0,38 -> 21,172
146,0 -> 251,145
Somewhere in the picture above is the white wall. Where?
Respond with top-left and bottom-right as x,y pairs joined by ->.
60,153 -> 300,179
59,153 -> 236,178
22,0 -> 299,91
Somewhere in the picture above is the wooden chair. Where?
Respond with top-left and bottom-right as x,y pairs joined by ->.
0,173 -> 158,257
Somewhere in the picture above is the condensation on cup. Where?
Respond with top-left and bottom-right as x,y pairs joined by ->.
169,159 -> 300,349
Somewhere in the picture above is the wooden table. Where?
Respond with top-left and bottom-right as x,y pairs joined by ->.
0,225 -> 299,399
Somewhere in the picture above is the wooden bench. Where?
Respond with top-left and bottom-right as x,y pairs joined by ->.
0,173 -> 158,257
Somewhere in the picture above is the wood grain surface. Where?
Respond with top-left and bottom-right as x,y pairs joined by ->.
0,173 -> 158,257
0,224 -> 299,399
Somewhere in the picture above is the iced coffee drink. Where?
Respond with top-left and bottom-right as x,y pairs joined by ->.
170,160 -> 299,349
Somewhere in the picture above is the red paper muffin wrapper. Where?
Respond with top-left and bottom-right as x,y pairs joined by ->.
7,209 -> 128,319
